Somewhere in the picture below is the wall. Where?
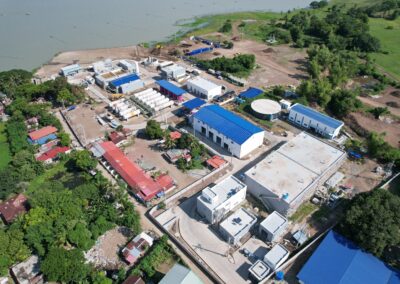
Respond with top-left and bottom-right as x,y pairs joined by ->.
239,131 -> 264,158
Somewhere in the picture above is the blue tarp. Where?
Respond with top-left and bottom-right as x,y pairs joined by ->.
193,105 -> 263,145
290,103 -> 343,130
239,87 -> 263,99
28,133 -> 57,145
182,98 -> 206,110
297,231 -> 400,284
109,73 -> 140,88
156,80 -> 186,96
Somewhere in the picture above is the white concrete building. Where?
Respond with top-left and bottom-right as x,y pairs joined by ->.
197,175 -> 247,224
263,244 -> 289,270
219,207 -> 257,244
161,64 -> 186,81
259,211 -> 288,242
192,105 -> 264,159
186,77 -> 221,101
244,132 -> 346,216
248,260 -> 270,282
288,103 -> 344,139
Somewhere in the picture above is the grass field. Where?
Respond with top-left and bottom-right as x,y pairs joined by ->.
289,202 -> 318,223
369,17 -> 400,81
0,123 -> 11,170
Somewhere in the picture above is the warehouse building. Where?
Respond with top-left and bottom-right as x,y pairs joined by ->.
244,132 -> 346,216
197,175 -> 247,224
239,87 -> 263,99
288,103 -> 344,139
263,244 -> 289,270
259,211 -> 288,242
118,60 -> 140,74
298,230 -> 400,284
160,64 -> 186,81
60,64 -> 81,77
219,207 -> 257,245
156,80 -> 187,101
186,77 -> 221,101
193,105 -> 264,158
159,263 -> 203,284
108,73 -> 144,94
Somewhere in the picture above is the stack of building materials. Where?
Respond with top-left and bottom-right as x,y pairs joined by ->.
133,88 -> 173,113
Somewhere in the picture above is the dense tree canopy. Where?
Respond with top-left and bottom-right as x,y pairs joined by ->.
145,120 -> 164,140
338,189 -> 400,258
196,54 -> 256,76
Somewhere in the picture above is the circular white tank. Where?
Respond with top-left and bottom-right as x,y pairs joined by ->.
251,99 -> 281,120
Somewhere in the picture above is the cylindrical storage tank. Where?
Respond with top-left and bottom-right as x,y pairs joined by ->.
250,99 -> 281,121
138,90 -> 156,100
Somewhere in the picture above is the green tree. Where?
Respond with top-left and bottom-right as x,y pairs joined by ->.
338,189 -> 400,257
57,88 -> 74,107
219,20 -> 232,33
0,69 -> 32,97
0,227 -> 30,276
58,131 -> 71,147
67,223 -> 94,250
327,89 -> 361,117
145,120 -> 164,140
71,150 -> 97,171
41,247 -> 90,282
163,131 -> 176,150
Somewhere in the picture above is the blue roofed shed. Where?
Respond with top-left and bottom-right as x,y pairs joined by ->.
28,133 -> 57,145
156,80 -> 186,101
194,105 -> 263,145
239,87 -> 263,99
182,98 -> 206,111
297,230 -> 400,284
109,74 -> 140,89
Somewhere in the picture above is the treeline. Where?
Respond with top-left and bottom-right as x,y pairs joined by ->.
195,54 -> 256,76
282,5 -> 380,52
362,0 -> 400,20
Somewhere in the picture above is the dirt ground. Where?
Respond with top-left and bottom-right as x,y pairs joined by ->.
349,112 -> 400,148
85,226 -> 132,270
124,136 -> 197,192
340,159 -> 383,195
178,34 -> 307,88
359,87 -> 400,117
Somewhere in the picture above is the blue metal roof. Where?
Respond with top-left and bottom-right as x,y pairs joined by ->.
290,103 -> 343,129
239,87 -> 263,99
298,231 -> 400,284
182,98 -> 206,110
28,133 -> 57,145
156,80 -> 186,96
193,105 -> 263,145
109,73 -> 140,88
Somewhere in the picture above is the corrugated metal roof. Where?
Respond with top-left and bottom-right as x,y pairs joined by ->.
239,87 -> 263,99
109,73 -> 140,88
182,98 -> 206,110
156,80 -> 186,96
159,264 -> 203,284
290,104 -> 343,129
298,230 -> 400,284
28,126 -> 57,140
193,105 -> 263,145
61,64 -> 81,73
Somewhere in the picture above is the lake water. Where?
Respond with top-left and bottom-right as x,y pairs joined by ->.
0,0 -> 310,71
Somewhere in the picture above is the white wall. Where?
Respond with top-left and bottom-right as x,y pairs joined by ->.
187,81 -> 221,101
193,118 -> 263,159
288,110 -> 342,139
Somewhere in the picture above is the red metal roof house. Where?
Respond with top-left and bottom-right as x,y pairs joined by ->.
36,146 -> 71,164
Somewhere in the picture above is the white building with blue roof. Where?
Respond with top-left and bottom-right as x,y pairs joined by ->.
192,105 -> 264,158
288,103 -> 344,139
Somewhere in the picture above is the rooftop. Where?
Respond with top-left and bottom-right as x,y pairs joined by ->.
219,207 -> 257,238
36,146 -> 70,162
249,260 -> 270,281
182,98 -> 206,110
194,105 -> 263,145
159,263 -> 203,284
187,77 -> 220,91
61,64 -> 80,73
290,103 -> 344,130
198,175 -> 246,211
11,255 -> 42,284
28,126 -> 57,141
260,211 -> 288,235
0,194 -> 28,224
239,87 -> 263,99
251,99 -> 281,115
156,80 -> 186,96
263,244 -> 289,269
298,230 -> 400,284
245,132 -> 345,204
206,155 -> 226,169
109,73 -> 140,88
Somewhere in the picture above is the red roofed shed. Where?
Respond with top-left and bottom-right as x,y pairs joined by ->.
36,146 -> 70,162
206,155 -> 226,169
28,126 -> 57,141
